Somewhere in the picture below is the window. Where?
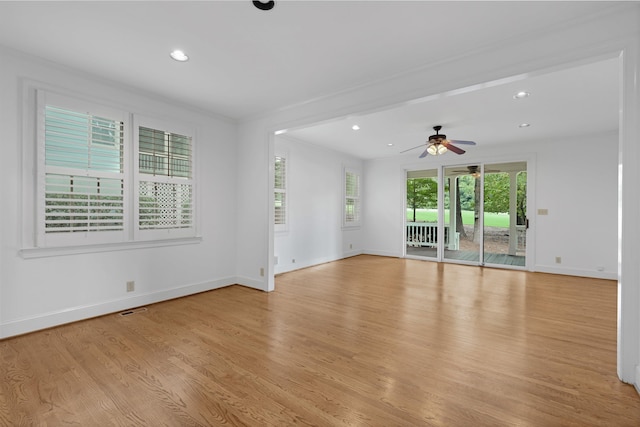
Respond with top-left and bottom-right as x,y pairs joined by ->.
44,106 -> 125,236
33,89 -> 196,250
274,155 -> 287,228
344,168 -> 361,227
136,123 -> 194,239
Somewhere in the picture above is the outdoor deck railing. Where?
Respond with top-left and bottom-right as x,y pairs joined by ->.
406,222 -> 459,250
407,222 -> 525,253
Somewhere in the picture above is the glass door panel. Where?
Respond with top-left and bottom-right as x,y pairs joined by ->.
443,165 -> 480,264
406,169 -> 438,259
482,162 -> 527,268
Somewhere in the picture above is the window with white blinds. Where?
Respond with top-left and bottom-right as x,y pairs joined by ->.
274,156 -> 286,227
135,118 -> 195,239
44,106 -> 125,235
34,89 -> 197,249
344,168 -> 361,226
37,92 -> 128,246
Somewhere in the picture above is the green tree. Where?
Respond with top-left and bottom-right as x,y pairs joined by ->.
483,171 -> 527,222
517,171 -> 527,224
483,173 -> 510,214
406,178 -> 437,221
457,176 -> 475,211
455,178 -> 467,238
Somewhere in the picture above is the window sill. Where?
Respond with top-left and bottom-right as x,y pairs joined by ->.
20,236 -> 202,259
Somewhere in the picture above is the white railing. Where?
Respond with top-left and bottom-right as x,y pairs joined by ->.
406,222 -> 459,250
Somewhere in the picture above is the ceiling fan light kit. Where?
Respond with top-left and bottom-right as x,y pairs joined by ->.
426,143 -> 447,156
402,125 -> 477,157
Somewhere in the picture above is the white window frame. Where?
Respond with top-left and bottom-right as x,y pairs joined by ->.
274,152 -> 288,233
343,167 -> 362,228
35,90 -> 131,248
21,86 -> 200,258
133,115 -> 197,241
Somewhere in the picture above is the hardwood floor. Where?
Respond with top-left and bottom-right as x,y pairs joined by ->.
1,255 -> 639,426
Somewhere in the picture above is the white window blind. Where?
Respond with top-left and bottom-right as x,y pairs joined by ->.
136,122 -> 194,237
42,102 -> 125,243
274,156 -> 286,225
344,169 -> 361,225
32,89 -> 198,252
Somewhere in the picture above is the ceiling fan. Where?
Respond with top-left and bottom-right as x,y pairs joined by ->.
449,165 -> 499,177
401,125 -> 476,158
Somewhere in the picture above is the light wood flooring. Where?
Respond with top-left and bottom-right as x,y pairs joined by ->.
1,255 -> 639,426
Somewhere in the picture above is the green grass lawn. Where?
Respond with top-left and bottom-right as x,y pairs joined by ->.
406,209 -> 510,228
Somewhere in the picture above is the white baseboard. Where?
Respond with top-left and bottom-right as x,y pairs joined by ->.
273,251 -> 364,275
635,365 -> 640,397
0,277 -> 237,339
235,276 -> 269,291
535,265 -> 617,280
363,249 -> 402,258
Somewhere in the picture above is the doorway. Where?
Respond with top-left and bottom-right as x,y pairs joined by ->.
406,161 -> 527,268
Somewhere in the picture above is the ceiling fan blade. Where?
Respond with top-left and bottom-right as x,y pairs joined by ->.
449,139 -> 476,145
400,143 -> 426,153
445,143 -> 466,155
418,147 -> 430,158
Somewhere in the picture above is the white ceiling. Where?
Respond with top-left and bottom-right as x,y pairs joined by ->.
286,57 -> 619,159
0,1 -> 620,160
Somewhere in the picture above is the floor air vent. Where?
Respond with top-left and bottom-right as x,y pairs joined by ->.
119,307 -> 148,317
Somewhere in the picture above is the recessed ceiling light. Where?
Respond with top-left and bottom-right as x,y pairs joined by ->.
352,125 -> 360,131
519,123 -> 531,128
513,91 -> 530,99
274,129 -> 287,135
170,50 -> 189,62
387,143 -> 394,147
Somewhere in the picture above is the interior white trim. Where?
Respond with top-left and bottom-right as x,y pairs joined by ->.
19,236 -> 202,259
0,276 -> 236,339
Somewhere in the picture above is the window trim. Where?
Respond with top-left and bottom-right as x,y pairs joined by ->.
21,84 -> 200,257
35,89 -> 131,248
274,152 -> 288,233
343,167 -> 362,228
19,236 -> 202,259
133,114 -> 197,241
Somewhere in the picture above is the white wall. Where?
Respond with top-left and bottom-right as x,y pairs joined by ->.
0,48 -> 239,338
274,136 -> 363,274
534,135 -> 618,278
235,118 -> 273,290
363,132 -> 618,279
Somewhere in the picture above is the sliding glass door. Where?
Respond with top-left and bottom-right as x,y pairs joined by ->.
406,162 -> 527,269
406,169 -> 438,259
483,162 -> 527,268
443,165 -> 480,264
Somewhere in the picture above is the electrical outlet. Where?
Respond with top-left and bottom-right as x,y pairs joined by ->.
260,267 -> 265,277
126,281 -> 135,292
292,258 -> 296,263
349,243 -> 353,249
555,257 -> 562,264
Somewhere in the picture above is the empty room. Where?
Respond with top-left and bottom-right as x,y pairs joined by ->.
1,1 -> 640,425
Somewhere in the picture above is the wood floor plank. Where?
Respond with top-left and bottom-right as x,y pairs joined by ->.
1,255 -> 640,426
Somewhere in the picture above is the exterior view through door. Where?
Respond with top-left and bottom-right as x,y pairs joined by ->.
406,162 -> 527,268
